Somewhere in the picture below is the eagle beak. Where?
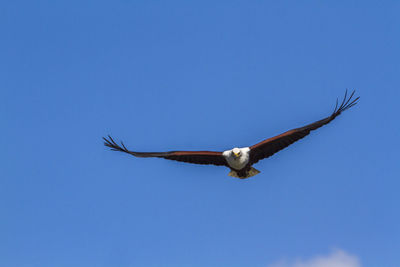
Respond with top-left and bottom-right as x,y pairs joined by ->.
233,152 -> 239,158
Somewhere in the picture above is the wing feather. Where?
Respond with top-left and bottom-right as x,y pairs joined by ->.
249,90 -> 359,164
103,136 -> 227,166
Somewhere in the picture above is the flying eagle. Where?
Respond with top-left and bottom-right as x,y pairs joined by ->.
104,90 -> 359,179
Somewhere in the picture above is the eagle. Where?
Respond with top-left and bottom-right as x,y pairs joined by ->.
104,90 -> 359,179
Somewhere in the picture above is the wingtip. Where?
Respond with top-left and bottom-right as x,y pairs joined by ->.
332,89 -> 359,115
103,135 -> 119,150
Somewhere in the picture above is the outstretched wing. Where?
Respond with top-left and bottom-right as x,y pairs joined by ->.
249,90 -> 359,165
103,136 -> 227,166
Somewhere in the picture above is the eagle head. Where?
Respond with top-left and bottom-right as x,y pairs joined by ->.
232,148 -> 242,159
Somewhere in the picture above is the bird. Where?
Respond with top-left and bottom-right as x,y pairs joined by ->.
104,90 -> 359,179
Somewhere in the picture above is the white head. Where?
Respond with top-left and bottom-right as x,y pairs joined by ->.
232,147 -> 242,159
222,147 -> 251,170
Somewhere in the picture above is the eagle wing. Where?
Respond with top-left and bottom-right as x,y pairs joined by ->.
249,90 -> 359,165
103,136 -> 227,166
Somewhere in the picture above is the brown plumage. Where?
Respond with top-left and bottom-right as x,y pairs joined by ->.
104,90 -> 359,178
249,90 -> 359,165
103,137 -> 226,166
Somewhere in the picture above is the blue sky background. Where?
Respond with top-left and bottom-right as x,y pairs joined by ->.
1,1 -> 399,266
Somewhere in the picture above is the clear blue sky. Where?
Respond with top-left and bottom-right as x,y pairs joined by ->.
1,1 -> 399,267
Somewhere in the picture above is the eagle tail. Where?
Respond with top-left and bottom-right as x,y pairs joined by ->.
228,167 -> 261,179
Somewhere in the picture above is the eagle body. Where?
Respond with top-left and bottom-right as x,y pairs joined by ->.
222,147 -> 259,179
104,90 -> 359,179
